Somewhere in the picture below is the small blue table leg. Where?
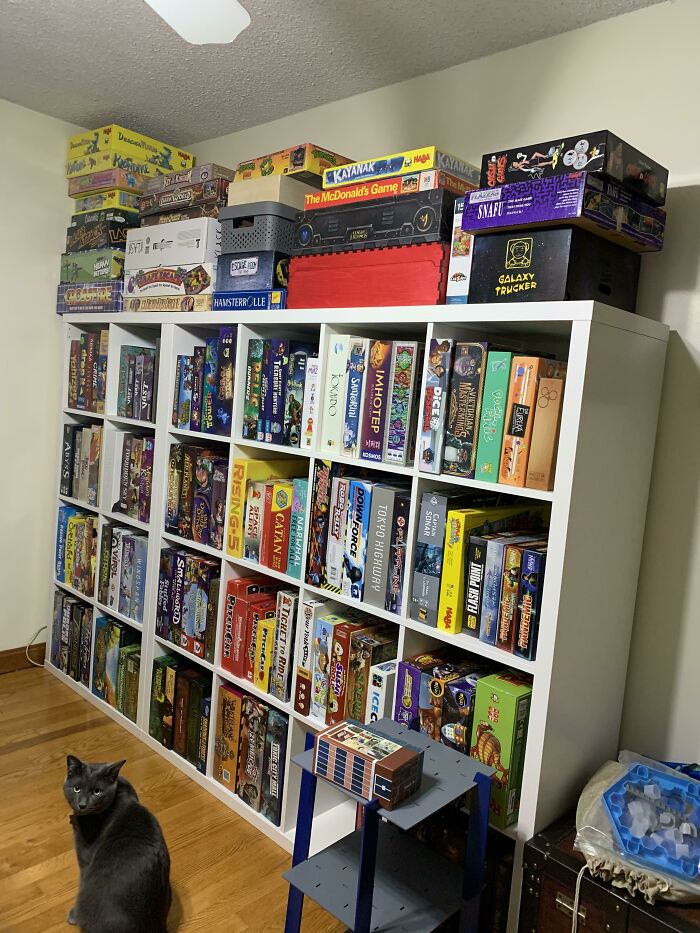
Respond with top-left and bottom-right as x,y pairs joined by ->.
284,732 -> 318,933
460,770 -> 492,933
354,799 -> 380,933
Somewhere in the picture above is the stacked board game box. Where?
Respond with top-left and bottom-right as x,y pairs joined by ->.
463,130 -> 668,311
149,655 -> 211,772
219,577 -> 299,702
239,335 -> 319,449
139,162 -> 234,226
171,327 -> 236,437
165,443 -> 229,551
155,547 -> 221,662
55,506 -> 98,596
116,344 -> 159,422
50,588 -> 93,689
305,459 -> 411,615
417,337 -> 569,492
92,615 -> 141,721
292,595 -> 398,726
67,329 -> 109,413
110,432 -> 155,524
60,423 -> 102,507
240,475 -> 309,578
212,684 -> 289,825
96,523 -> 149,624
288,145 -> 480,308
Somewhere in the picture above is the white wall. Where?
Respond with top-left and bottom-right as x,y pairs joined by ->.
0,100 -> 82,653
192,0 -> 700,763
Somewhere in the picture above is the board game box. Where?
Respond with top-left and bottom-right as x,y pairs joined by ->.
341,479 -> 373,599
313,720 -> 424,809
410,490 -> 468,626
143,163 -> 235,196
68,123 -> 194,164
140,203 -> 224,226
365,659 -> 397,724
385,490 -> 411,615
470,671 -> 532,828
442,341 -> 488,478
66,218 -> 133,253
445,197 -> 473,304
464,171 -> 665,252
383,341 -> 423,467
474,350 -> 513,483
294,188 -> 456,254
346,626 -> 398,722
468,226 -> 640,312
327,619 -> 375,725
323,146 -> 480,189
294,595 -> 326,716
68,168 -> 144,197
359,339 -> 392,463
418,337 -> 454,474
139,177 -> 230,217
269,590 -> 298,702
393,651 -> 467,734
212,289 -> 286,310
235,143 -> 353,187
125,262 -> 216,297
56,281 -> 124,314
261,708 -> 288,826
66,149 -> 184,180
237,696 -> 269,811
215,251 -> 289,293
305,169 -> 470,210
73,189 -> 139,216
60,248 -> 125,284
480,130 -> 668,206
124,217 -> 221,271
123,295 -> 213,312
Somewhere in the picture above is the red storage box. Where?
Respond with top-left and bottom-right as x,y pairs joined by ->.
287,243 -> 449,308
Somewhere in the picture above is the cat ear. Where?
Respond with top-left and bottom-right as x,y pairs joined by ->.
102,759 -> 127,783
66,755 -> 82,776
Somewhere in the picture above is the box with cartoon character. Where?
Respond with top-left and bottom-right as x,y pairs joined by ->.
67,123 -> 194,170
235,144 -> 353,188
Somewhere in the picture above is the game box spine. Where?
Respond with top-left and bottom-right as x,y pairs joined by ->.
185,676 -> 206,765
177,356 -> 193,430
500,357 -> 554,487
197,695 -> 211,775
87,425 -> 102,506
237,697 -> 268,812
326,622 -> 369,725
127,437 -> 142,518
360,340 -> 392,462
464,535 -> 490,637
283,348 -> 308,447
138,437 -> 154,524
96,328 -> 109,413
131,536 -> 148,623
261,708 -> 287,826
68,340 -> 80,409
257,340 -> 272,442
514,547 -> 546,660
442,341 -> 488,478
410,491 -> 451,626
209,460 -> 227,551
383,341 -> 422,466
84,332 -> 97,413
245,600 -> 277,683
133,355 -> 144,423
325,476 -> 350,593
418,337 -> 455,473
242,337 -> 263,440
173,670 -> 194,756
269,590 -> 298,702
365,660 -> 397,724
479,538 -> 510,646
60,601 -> 73,674
178,446 -> 196,539
171,355 -> 182,427
124,652 -> 140,723
305,459 -> 333,587
260,482 -> 292,573
385,492 -> 410,615
436,509 -> 469,634
118,434 -> 133,512
125,355 -> 136,419
269,339 -> 289,444
286,477 -> 308,580
70,433 -> 81,498
474,351 -> 513,483
497,545 -> 525,652
68,603 -> 82,680
170,550 -> 187,644
216,327 -> 235,435
156,550 -> 173,639
293,596 -> 325,716
77,336 -> 88,410
107,528 -> 126,609
341,480 -> 373,600
192,456 -> 213,547
118,536 -> 135,618
525,373 -> 566,491
243,480 -> 265,562
346,629 -> 398,722
97,522 -> 113,605
253,615 -> 276,693
363,484 -> 396,610
300,357 -> 320,449
213,684 -> 243,789
310,614 -> 342,721
139,352 -> 154,423
204,574 -> 220,664
165,444 -> 183,533
60,425 -> 74,496
201,337 -> 219,435
321,335 -> 350,453
342,337 -> 368,458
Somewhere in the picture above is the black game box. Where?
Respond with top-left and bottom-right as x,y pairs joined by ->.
480,131 -> 668,206
468,226 -> 640,312
293,188 -> 457,255
68,208 -> 139,229
65,217 -> 134,253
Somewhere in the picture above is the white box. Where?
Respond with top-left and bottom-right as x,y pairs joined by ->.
124,218 -> 221,272
364,659 -> 397,724
446,198 -> 473,305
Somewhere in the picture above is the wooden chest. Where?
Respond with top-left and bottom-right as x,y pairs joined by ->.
519,814 -> 700,933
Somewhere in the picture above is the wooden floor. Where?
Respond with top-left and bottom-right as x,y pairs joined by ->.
0,668 -> 345,933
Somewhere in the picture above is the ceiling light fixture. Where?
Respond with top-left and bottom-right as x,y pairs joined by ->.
142,0 -> 250,45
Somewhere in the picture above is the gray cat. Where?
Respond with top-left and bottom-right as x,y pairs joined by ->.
64,755 -> 171,933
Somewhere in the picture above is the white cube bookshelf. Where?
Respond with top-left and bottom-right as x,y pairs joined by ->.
47,302 -> 668,931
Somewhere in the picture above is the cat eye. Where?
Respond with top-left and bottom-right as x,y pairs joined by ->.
73,786 -> 81,793
93,789 -> 102,796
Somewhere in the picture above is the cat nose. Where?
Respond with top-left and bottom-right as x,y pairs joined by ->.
78,802 -> 86,810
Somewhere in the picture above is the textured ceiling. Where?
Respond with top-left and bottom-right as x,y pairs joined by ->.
0,0 -> 665,146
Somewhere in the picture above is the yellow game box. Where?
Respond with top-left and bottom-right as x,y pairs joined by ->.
68,168 -> 145,198
67,123 -> 194,168
66,149 -> 188,180
123,295 -> 212,312
73,189 -> 140,216
322,146 -> 480,190
235,144 -> 353,188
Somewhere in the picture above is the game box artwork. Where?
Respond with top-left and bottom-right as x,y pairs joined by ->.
418,337 -> 455,474
56,281 -> 124,314
60,248 -> 125,284
323,146 -> 480,190
139,177 -> 230,217
73,189 -> 139,216
65,217 -> 133,253
293,188 -> 456,254
143,163 -> 235,196
125,262 -> 217,297
235,144 -> 353,187
68,168 -> 144,197
313,720 -> 424,809
67,123 -> 194,171
480,131 -> 668,206
140,204 -> 224,227
303,169 -> 470,210
464,172 -> 666,252
212,290 -> 286,310
123,295 -> 213,312
468,226 -> 641,312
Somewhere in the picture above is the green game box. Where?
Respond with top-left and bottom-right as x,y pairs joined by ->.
60,247 -> 125,284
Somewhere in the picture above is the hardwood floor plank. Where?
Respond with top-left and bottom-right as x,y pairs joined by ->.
0,668 -> 343,932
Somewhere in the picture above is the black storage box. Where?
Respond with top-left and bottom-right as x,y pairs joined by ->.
468,226 -> 640,312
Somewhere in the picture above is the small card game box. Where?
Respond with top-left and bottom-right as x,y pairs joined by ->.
313,720 -> 423,809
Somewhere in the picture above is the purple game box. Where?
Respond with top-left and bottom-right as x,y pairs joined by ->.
56,281 -> 124,314
463,171 -> 665,252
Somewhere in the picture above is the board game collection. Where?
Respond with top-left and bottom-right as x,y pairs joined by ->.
240,335 -> 320,448
156,548 -> 221,662
92,616 -> 142,722
55,505 -> 97,596
111,432 -> 155,524
213,684 -> 289,825
50,589 -> 93,687
60,423 -> 102,507
67,329 -> 109,412
165,443 -> 229,550
171,327 -> 236,436
117,344 -> 159,422
97,522 -> 149,624
239,475 -> 309,577
149,655 -> 212,772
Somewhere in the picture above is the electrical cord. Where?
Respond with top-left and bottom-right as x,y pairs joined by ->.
571,863 -> 588,933
25,625 -> 47,668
